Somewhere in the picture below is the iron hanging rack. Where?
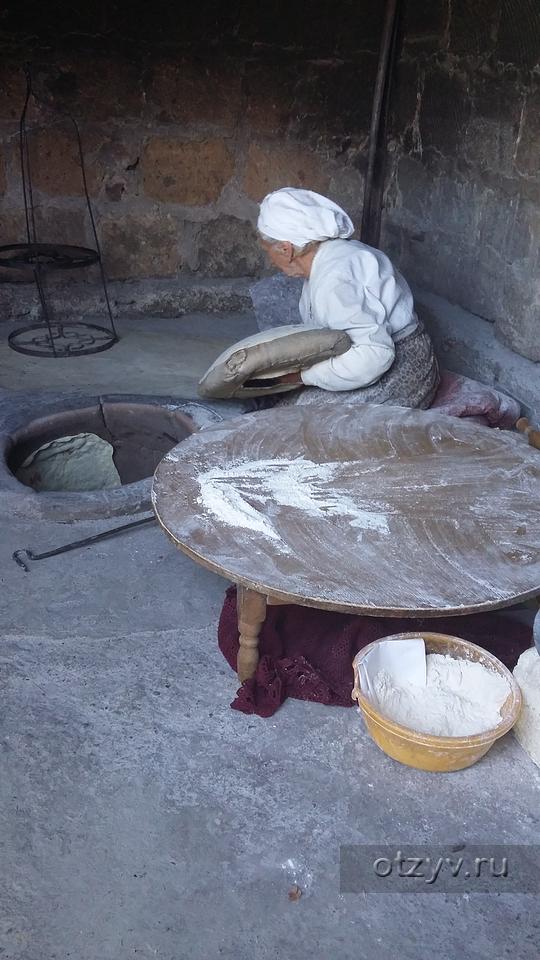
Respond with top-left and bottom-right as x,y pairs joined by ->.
0,64 -> 119,357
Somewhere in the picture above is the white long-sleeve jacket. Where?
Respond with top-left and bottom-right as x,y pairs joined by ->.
299,239 -> 417,391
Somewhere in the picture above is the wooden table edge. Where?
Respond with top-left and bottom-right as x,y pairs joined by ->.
153,505 -> 540,682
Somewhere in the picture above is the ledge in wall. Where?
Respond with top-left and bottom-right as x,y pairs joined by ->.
414,287 -> 540,421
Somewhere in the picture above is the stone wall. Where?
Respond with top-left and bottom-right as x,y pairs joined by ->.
382,0 -> 540,363
0,0 -> 538,368
0,1 -> 382,295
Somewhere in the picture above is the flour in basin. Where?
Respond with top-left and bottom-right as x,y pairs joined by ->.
372,654 -> 511,736
196,457 -> 390,542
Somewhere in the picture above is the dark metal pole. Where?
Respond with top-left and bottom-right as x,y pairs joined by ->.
360,0 -> 403,248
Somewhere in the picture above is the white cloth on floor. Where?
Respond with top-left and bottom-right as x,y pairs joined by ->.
257,188 -> 354,247
299,239 -> 417,391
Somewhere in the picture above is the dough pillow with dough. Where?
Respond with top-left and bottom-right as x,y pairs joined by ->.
198,325 -> 351,399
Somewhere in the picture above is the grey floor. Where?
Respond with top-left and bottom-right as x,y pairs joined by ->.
1,313 -> 540,960
0,312 -> 257,398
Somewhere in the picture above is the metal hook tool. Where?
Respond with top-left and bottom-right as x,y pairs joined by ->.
12,515 -> 156,572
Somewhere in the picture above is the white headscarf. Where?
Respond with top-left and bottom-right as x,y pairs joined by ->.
257,187 -> 354,247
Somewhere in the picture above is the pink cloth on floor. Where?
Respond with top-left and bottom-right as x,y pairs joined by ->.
431,370 -> 520,428
218,587 -> 532,717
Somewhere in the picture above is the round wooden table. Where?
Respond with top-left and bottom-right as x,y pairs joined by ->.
152,404 -> 540,681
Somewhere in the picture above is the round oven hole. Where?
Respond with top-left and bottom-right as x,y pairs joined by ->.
6,402 -> 195,493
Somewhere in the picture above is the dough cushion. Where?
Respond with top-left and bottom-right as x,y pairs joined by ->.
198,325 -> 351,399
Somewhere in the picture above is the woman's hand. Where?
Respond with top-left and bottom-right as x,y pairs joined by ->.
277,371 -> 303,385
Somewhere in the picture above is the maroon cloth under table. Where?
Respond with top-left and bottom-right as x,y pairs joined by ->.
218,586 -> 532,717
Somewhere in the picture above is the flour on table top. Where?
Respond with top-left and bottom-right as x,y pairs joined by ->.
371,653 -> 510,737
196,457 -> 390,543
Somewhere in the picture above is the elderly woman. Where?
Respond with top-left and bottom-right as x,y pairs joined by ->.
256,187 -> 440,409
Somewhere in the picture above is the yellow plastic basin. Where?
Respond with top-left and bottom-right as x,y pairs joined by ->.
352,632 -> 522,772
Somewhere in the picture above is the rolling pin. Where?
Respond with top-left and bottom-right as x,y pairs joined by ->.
516,417 -> 540,451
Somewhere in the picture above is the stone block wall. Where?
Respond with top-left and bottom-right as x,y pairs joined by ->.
382,0 -> 540,363
0,0 -> 538,368
0,1 -> 382,292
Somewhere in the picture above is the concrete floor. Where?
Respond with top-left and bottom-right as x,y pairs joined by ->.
1,312 -> 540,960
0,312 -> 257,398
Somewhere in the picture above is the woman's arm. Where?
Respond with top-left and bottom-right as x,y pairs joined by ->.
300,280 -> 395,391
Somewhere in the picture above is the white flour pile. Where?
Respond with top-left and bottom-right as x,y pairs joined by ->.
372,654 -> 510,736
196,456 -> 390,544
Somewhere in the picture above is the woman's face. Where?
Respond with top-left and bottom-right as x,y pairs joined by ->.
260,239 -> 305,277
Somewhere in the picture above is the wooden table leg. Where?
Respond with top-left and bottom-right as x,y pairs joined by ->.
236,585 -> 267,682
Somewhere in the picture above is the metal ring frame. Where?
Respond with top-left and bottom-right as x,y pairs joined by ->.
2,65 -> 119,358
